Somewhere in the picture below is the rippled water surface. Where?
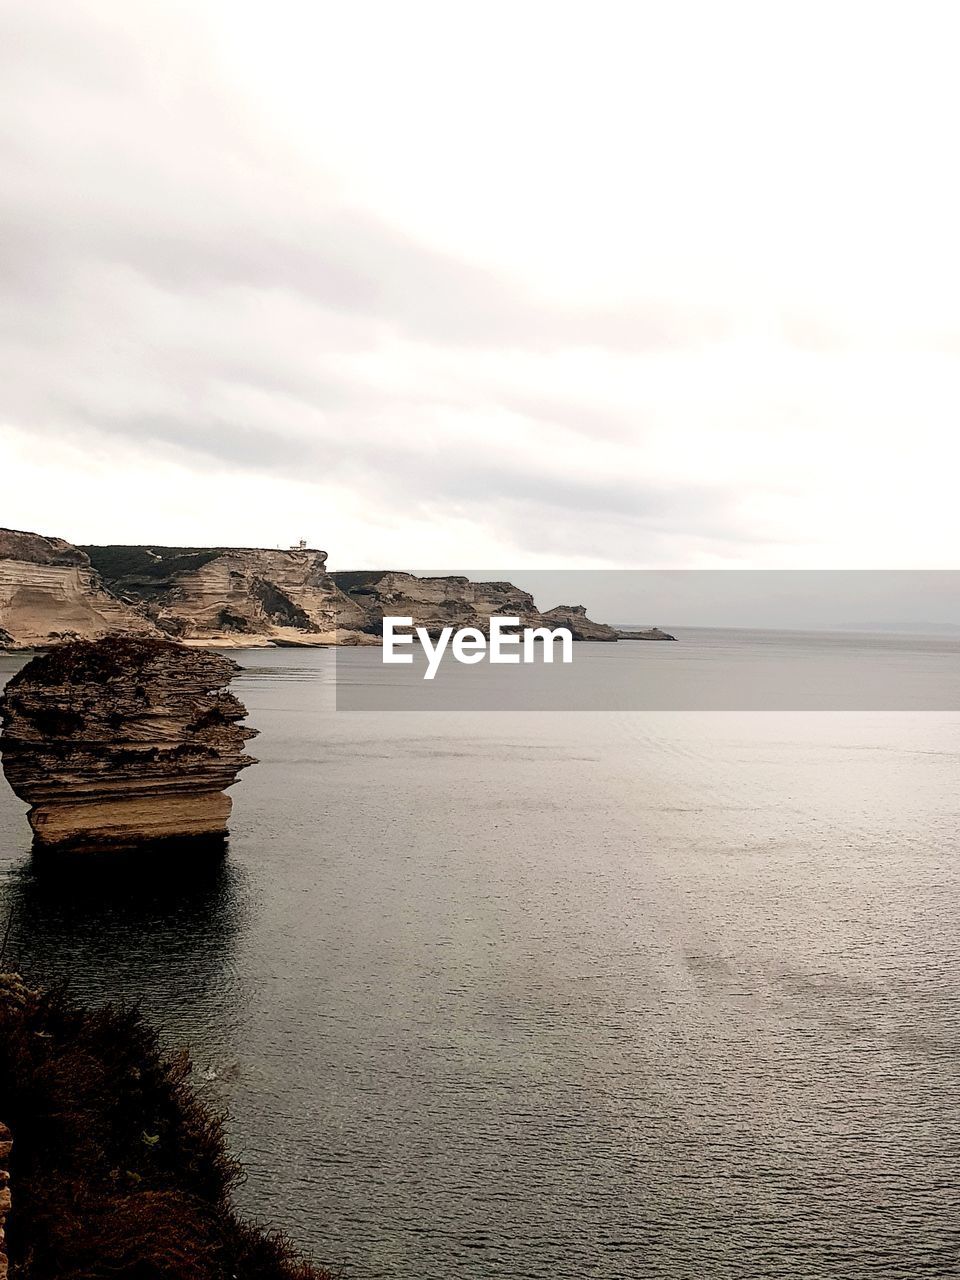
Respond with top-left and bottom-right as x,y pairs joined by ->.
2,636 -> 960,1278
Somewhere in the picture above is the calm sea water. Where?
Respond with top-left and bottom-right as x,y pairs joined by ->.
2,631 -> 960,1278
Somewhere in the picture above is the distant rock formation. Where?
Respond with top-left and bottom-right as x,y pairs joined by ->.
0,636 -> 257,851
0,534 -> 629,649
0,529 -> 159,650
539,604 -> 618,641
331,570 -> 545,637
84,544 -> 373,647
331,571 -> 618,640
616,627 -> 677,641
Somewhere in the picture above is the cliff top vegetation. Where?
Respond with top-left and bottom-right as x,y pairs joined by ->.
0,973 -> 331,1279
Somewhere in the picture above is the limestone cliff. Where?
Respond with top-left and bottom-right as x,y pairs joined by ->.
538,604 -> 618,641
331,571 -> 618,639
5,536 -> 625,648
0,636 -> 257,850
84,544 -> 372,646
0,529 -> 159,650
616,626 -> 677,641
331,571 -> 545,637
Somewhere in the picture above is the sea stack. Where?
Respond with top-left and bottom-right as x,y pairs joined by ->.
0,636 -> 257,851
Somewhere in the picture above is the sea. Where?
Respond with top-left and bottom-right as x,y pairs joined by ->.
1,628 -> 959,1278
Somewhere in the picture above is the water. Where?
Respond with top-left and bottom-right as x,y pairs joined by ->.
2,634 -> 960,1278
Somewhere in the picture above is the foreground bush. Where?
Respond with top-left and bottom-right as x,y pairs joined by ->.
0,973 -> 331,1279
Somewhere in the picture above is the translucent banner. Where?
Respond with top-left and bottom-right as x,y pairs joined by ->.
331,570 -> 960,711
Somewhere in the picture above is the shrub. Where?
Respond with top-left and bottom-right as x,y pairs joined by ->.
0,974 -> 332,1279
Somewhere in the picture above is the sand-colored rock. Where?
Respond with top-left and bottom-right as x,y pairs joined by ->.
0,636 -> 256,850
1,539 -> 625,648
84,544 -> 371,646
616,627 -> 677,641
331,571 -> 616,639
538,604 -> 618,641
0,529 -> 159,650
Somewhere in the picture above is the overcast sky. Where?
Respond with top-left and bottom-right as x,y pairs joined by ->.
1,1 -> 959,569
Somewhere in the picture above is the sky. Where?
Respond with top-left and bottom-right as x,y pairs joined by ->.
2,0 -> 960,569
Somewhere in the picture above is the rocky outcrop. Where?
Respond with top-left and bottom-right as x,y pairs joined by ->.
616,627 -> 677,641
0,529 -> 160,650
84,544 -> 373,647
331,571 -> 618,639
0,636 -> 257,850
332,571 -> 543,636
1,535 -> 626,648
539,604 -> 618,641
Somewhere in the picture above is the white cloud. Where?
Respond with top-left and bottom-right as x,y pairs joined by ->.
1,0 -> 959,566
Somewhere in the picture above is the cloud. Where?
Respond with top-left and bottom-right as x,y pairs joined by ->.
1,0 -> 960,567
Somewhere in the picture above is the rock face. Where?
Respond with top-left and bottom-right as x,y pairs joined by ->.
331,571 -> 618,639
616,627 -> 677,641
0,637 -> 257,850
84,553 -> 621,646
84,544 -> 372,647
0,529 -> 159,650
538,604 -> 618,641
0,539 -> 627,647
331,571 -> 544,636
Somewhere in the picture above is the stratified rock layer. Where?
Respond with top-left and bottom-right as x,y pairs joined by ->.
331,571 -> 544,636
539,604 -> 618,641
75,547 -> 625,646
616,626 -> 677,641
331,571 -> 618,639
0,529 -> 160,650
0,636 -> 257,850
84,544 -> 372,646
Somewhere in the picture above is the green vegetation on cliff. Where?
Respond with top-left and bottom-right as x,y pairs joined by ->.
82,546 -> 227,590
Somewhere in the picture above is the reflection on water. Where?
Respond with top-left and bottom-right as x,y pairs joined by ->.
0,841 -> 250,1070
2,643 -> 960,1278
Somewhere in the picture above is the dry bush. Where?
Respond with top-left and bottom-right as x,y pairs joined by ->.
0,975 -> 333,1279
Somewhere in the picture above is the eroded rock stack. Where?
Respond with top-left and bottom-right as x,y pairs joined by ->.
0,636 -> 257,851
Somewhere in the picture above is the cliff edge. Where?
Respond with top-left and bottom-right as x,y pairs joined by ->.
84,544 -> 373,647
331,571 -> 618,640
0,529 -> 159,650
3,535 -> 627,650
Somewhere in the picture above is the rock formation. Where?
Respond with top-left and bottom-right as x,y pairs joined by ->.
81,554 -> 622,646
331,570 -> 546,637
0,529 -> 159,650
332,571 -> 619,640
538,604 -> 618,641
0,636 -> 257,850
0,534 -> 630,649
616,627 -> 677,641
84,544 -> 373,647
